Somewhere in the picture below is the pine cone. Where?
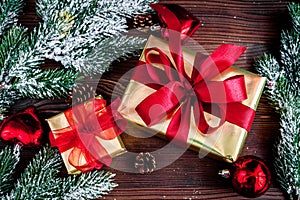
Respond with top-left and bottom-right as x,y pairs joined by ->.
133,14 -> 154,32
67,85 -> 96,105
134,152 -> 156,174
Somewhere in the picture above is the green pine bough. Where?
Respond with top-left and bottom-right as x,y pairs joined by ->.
0,0 -> 23,36
0,0 -> 156,121
256,3 -> 300,199
35,0 -> 157,74
0,145 -> 117,199
0,145 -> 20,196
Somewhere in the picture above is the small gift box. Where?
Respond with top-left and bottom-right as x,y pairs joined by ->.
118,34 -> 266,163
47,96 -> 127,174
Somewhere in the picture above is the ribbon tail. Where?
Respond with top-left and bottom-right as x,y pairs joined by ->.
150,3 -> 185,79
225,103 -> 256,132
68,145 -> 93,172
75,134 -> 112,169
68,145 -> 105,172
106,98 -> 128,135
193,100 -> 209,134
166,100 -> 191,144
194,75 -> 247,103
194,101 -> 227,134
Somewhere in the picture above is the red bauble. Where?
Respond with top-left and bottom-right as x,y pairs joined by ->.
231,155 -> 271,198
0,107 -> 43,146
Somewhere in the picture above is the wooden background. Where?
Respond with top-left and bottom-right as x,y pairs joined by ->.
13,0 -> 292,199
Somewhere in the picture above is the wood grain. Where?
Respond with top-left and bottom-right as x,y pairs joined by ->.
12,0 -> 291,199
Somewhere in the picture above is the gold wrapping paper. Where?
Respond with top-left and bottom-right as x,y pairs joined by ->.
118,35 -> 266,162
46,96 -> 127,174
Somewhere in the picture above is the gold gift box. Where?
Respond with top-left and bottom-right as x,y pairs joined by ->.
46,96 -> 127,174
118,35 -> 266,162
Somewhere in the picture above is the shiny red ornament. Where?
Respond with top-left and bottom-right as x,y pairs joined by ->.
0,107 -> 43,146
231,155 -> 271,198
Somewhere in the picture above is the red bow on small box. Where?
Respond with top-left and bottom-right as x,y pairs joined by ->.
49,98 -> 126,172
132,4 -> 255,143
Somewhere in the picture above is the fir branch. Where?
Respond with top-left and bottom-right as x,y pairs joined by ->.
255,3 -> 300,199
0,0 -> 155,121
289,2 -> 300,34
4,146 -> 117,199
0,0 -> 23,36
274,108 -> 300,197
0,18 -> 76,118
280,31 -> 300,91
0,26 -> 26,120
76,35 -> 146,75
36,0 -> 157,22
61,171 -> 118,200
36,0 -> 157,75
256,54 -> 299,111
36,0 -> 93,22
5,145 -> 63,199
0,26 -> 27,80
5,27 -> 45,81
0,145 -> 20,196
0,89 -> 20,121
12,68 -> 77,99
7,13 -> 74,78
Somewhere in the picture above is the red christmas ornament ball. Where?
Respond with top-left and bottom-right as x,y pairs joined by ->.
0,107 -> 42,146
232,155 -> 271,198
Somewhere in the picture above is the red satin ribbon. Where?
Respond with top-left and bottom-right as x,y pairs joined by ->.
156,4 -> 201,42
49,98 -> 126,172
133,4 -> 255,143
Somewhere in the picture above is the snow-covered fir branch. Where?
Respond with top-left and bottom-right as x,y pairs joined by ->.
289,3 -> 300,33
0,0 -> 157,120
4,146 -> 117,199
0,0 -> 23,36
36,0 -> 157,75
255,3 -> 300,199
274,107 -> 300,197
0,145 -> 20,196
78,35 -> 146,75
62,171 -> 117,200
0,24 -> 77,120
13,68 -> 78,99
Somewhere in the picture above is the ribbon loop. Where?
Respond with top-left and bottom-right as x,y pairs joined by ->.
145,48 -> 179,82
136,81 -> 186,126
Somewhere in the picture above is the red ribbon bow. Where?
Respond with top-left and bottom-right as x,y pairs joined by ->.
132,4 -> 255,143
49,98 -> 126,172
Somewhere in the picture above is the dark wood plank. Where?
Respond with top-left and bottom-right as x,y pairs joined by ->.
11,0 -> 291,199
